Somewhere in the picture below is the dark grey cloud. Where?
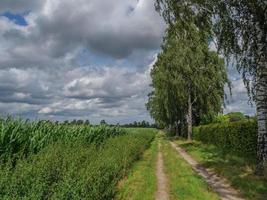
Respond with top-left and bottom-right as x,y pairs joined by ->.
36,65 -> 153,122
0,0 -> 43,13
0,63 -> 154,123
35,0 -> 164,58
0,0 -> 165,70
63,67 -> 150,99
0,68 -> 60,105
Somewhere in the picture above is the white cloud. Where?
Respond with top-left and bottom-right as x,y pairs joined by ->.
0,0 -> 256,123
0,0 -> 165,70
224,66 -> 256,115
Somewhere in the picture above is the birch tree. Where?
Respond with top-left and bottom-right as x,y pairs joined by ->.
155,0 -> 267,176
147,23 -> 227,140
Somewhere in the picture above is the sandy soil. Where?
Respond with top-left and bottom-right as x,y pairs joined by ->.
155,142 -> 169,200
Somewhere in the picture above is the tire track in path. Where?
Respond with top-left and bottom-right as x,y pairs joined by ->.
155,142 -> 169,200
170,142 -> 244,200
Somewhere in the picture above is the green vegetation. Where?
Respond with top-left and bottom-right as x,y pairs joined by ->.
193,120 -> 257,160
155,0 -> 267,176
0,117 -> 125,163
121,120 -> 157,128
175,139 -> 267,200
147,21 -> 228,139
0,128 -> 156,199
200,112 -> 249,125
116,134 -> 158,200
161,136 -> 220,200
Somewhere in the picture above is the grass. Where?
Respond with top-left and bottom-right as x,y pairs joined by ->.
175,139 -> 267,200
161,135 -> 220,200
115,134 -> 158,200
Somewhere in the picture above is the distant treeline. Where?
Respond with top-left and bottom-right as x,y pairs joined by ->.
120,120 -> 157,128
34,119 -> 157,128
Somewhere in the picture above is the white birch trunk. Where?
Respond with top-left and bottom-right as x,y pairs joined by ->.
255,22 -> 267,176
255,62 -> 267,176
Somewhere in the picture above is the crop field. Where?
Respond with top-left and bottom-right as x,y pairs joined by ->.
0,117 -> 126,163
0,118 -> 156,199
1,118 -> 265,200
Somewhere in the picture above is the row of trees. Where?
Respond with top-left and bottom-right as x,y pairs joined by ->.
121,120 -> 157,128
61,119 -> 156,128
150,0 -> 266,176
63,119 -> 90,125
147,22 -> 228,140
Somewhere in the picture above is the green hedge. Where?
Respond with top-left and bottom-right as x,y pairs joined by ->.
0,129 -> 156,200
193,120 -> 257,160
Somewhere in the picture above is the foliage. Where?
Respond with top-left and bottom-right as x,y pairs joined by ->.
200,112 -> 248,125
100,119 -> 107,125
176,140 -> 267,199
62,119 -> 90,125
121,120 -> 157,128
193,120 -> 257,160
213,114 -> 230,123
155,0 -> 266,92
0,129 -> 156,200
199,113 -> 218,125
226,112 -> 246,122
147,22 -> 228,135
0,117 -> 126,163
155,0 -> 267,175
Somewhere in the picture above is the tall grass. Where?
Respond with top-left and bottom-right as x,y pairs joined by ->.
0,117 -> 126,163
0,129 -> 156,200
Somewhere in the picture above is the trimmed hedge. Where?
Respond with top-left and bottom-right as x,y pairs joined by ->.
193,120 -> 257,160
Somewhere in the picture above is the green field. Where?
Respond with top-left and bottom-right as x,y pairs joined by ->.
1,118 -> 265,200
0,118 -> 157,199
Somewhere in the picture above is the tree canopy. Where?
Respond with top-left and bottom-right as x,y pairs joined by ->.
147,22 -> 228,138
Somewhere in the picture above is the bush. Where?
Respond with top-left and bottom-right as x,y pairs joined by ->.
193,120 -> 257,161
226,112 -> 246,122
200,112 -> 248,125
213,114 -> 230,123
0,129 -> 156,200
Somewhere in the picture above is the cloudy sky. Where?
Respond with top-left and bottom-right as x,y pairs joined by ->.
0,0 -> 255,124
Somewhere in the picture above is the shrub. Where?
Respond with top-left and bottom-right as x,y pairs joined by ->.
200,112 -> 248,125
193,120 -> 257,161
0,129 -> 156,200
226,112 -> 246,122
213,114 -> 230,123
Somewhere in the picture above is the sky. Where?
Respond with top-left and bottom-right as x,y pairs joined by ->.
0,0 -> 256,124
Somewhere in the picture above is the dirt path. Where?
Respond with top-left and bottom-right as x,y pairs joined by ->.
155,142 -> 169,200
170,142 -> 244,200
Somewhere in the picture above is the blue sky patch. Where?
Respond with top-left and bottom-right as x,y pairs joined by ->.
2,12 -> 28,26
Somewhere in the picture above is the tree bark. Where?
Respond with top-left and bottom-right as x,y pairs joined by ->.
255,19 -> 267,176
255,58 -> 267,176
187,94 -> 192,141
